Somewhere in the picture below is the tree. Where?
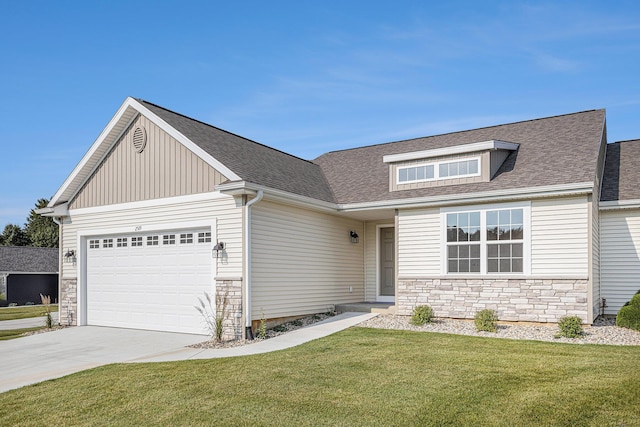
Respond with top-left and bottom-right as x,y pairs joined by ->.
24,198 -> 58,248
0,224 -> 30,246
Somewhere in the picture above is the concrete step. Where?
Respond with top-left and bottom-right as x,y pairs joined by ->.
335,302 -> 396,315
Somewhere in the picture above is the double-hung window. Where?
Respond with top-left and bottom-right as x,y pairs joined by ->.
443,204 -> 528,275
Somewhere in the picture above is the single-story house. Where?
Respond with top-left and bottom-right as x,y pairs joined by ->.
38,97 -> 640,337
0,246 -> 59,306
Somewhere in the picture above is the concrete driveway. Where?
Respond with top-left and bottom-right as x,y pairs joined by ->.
0,326 -> 206,393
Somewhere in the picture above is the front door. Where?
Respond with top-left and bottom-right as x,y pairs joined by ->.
378,226 -> 395,302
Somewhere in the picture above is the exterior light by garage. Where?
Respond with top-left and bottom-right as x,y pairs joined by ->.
63,249 -> 76,263
350,231 -> 359,243
213,242 -> 225,258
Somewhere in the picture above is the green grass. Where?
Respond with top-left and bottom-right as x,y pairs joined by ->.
0,327 -> 639,426
0,327 -> 44,340
0,304 -> 58,321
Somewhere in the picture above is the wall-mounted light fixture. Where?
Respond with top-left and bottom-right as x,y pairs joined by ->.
213,242 -> 225,258
64,249 -> 76,263
349,231 -> 359,244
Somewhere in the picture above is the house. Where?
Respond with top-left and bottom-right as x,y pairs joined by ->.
38,97 -> 640,337
0,246 -> 59,306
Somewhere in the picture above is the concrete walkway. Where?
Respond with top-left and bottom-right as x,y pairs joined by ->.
0,312 -> 376,393
0,312 -> 59,330
133,312 -> 378,362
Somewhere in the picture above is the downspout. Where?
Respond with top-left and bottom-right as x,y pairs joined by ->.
244,190 -> 264,339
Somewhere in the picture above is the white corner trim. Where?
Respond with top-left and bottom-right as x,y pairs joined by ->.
383,140 -> 519,164
599,199 -> 640,211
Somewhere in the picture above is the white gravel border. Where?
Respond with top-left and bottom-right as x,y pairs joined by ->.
358,315 -> 640,346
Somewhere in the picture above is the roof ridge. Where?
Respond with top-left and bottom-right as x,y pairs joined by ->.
317,109 -> 603,157
136,98 -> 320,166
611,138 -> 640,145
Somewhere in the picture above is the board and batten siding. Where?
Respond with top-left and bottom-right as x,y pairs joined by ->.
61,194 -> 242,279
250,201 -> 364,320
70,114 -> 227,209
397,208 -> 440,278
600,209 -> 640,314
530,197 -> 589,276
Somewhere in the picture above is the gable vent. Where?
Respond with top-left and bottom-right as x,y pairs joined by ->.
132,126 -> 147,153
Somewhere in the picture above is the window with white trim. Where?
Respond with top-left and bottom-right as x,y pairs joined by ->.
89,239 -> 100,249
198,232 -> 211,243
397,157 -> 480,184
116,237 -> 128,248
443,205 -> 527,275
103,238 -> 113,248
180,233 -> 193,244
163,234 -> 176,245
131,236 -> 143,247
147,235 -> 159,246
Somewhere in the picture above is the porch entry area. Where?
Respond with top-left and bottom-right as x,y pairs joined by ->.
377,225 -> 395,302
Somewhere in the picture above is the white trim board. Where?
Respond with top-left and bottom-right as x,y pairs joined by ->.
383,140 -> 519,164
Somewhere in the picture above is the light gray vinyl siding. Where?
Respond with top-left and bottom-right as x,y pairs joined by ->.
70,114 -> 227,209
364,219 -> 395,301
251,201 -> 364,320
61,194 -> 242,279
531,197 -> 589,276
600,209 -> 640,314
397,208 -> 440,277
591,194 -> 601,319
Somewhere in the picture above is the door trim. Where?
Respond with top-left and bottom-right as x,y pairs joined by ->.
376,224 -> 395,302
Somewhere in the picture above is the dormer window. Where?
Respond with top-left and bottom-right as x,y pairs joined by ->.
396,157 -> 481,184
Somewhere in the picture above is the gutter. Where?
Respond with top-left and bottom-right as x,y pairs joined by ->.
244,190 -> 263,338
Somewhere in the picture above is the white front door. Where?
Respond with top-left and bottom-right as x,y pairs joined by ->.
377,226 -> 395,302
85,229 -> 213,334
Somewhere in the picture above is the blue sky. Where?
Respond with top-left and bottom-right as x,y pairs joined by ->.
1,1 -> 639,227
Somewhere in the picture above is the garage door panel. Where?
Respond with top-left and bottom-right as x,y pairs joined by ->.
86,229 -> 213,334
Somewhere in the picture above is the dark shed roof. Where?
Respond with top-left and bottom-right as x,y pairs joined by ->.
0,247 -> 59,273
139,100 -> 336,203
601,140 -> 640,202
314,110 -> 606,204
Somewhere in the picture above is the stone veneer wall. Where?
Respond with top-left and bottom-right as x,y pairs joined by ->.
397,278 -> 589,323
59,278 -> 78,326
215,278 -> 243,340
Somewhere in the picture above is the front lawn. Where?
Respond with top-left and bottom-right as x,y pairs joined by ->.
0,304 -> 58,321
0,327 -> 45,341
0,327 -> 639,426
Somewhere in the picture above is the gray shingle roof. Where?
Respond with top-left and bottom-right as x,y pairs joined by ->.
139,100 -> 336,203
314,110 -> 606,204
0,247 -> 59,273
601,139 -> 640,202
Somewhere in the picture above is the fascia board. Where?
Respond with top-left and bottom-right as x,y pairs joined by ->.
337,182 -> 594,212
132,100 -> 241,182
383,140 -> 519,163
49,97 -> 241,209
599,200 -> 640,210
49,98 -> 139,207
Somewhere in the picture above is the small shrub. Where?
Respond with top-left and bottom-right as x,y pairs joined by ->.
410,305 -> 434,326
617,292 -> 640,331
272,325 -> 287,333
556,316 -> 584,338
257,313 -> 267,339
195,289 -> 229,342
40,294 -> 54,329
291,320 -> 303,327
474,309 -> 498,332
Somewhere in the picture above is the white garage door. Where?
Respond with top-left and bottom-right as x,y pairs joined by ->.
86,229 -> 213,334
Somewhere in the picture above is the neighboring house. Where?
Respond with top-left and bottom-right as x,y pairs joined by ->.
38,97 -> 639,337
0,246 -> 59,306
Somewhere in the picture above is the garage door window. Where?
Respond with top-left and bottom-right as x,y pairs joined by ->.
116,237 -> 128,247
198,232 -> 211,243
103,239 -> 113,248
131,237 -> 143,247
163,234 -> 176,245
147,236 -> 159,246
89,239 -> 100,249
180,233 -> 194,244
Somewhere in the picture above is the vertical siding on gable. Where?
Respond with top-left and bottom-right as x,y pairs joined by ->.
600,209 -> 640,314
397,208 -> 440,277
531,197 -> 589,276
61,195 -> 242,279
250,201 -> 364,320
70,114 -> 227,209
